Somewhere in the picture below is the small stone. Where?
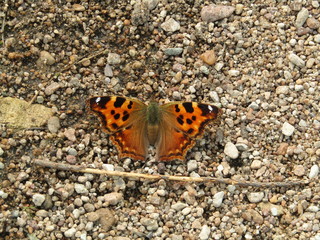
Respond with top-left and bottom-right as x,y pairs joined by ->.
228,69 -> 240,77
276,143 -> 289,155
224,142 -> 239,159
37,51 -> 55,66
171,202 -> 188,211
74,183 -> 88,194
187,160 -> 198,172
306,17 -> 320,29
212,191 -> 224,207
282,122 -> 295,136
87,212 -> 100,222
201,4 -> 235,23
172,91 -> 181,100
104,192 -> 123,205
181,207 -> 191,215
288,53 -> 305,68
199,225 -> 211,240
251,160 -> 262,169
64,228 -> 76,238
164,48 -> 183,56
33,193 -> 46,206
81,58 -> 91,67
276,86 -> 289,94
309,165 -> 319,179
293,165 -> 305,177
247,192 -> 264,203
161,18 -> 180,32
36,210 -> 48,217
0,190 -> 8,199
73,4 -> 85,11
107,53 -> 121,65
68,148 -> 77,156
200,50 -> 216,65
209,91 -> 219,102
242,209 -> 263,224
295,8 -> 309,28
64,128 -> 76,142
199,65 -> 210,75
45,82 -> 61,95
104,64 -> 113,77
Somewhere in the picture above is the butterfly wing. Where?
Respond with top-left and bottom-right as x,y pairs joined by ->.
87,96 -> 149,161
157,102 -> 222,161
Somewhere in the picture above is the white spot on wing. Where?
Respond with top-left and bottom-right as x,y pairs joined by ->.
96,97 -> 101,103
208,105 -> 213,112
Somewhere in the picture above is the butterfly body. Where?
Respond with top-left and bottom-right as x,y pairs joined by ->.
88,96 -> 222,161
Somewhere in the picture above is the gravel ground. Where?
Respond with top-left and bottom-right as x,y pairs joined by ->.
1,0 -> 320,239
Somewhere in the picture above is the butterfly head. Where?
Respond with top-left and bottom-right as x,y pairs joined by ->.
147,102 -> 161,125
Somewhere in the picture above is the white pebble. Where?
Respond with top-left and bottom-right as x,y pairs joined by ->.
224,142 -> 239,159
32,193 -> 46,206
282,122 -> 295,136
75,183 -> 89,194
288,53 -> 305,68
187,160 -> 198,172
212,191 -> 224,207
247,192 -> 264,203
309,165 -> 319,179
64,228 -> 77,238
199,225 -> 211,240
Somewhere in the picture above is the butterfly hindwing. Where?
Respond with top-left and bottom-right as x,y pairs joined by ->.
87,96 -> 149,160
156,102 -> 222,161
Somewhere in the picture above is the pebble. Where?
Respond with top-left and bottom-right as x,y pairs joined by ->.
282,122 -> 295,136
68,148 -> 78,156
104,64 -> 113,77
276,143 -> 289,155
247,192 -> 264,203
288,53 -> 305,68
74,184 -> 88,194
104,192 -> 123,205
228,69 -> 240,77
107,53 -> 121,65
45,82 -> 61,95
37,51 -> 55,66
276,86 -> 289,95
187,160 -> 198,172
164,48 -> 183,56
200,50 -> 216,65
199,225 -> 211,240
0,162 -> 4,169
64,228 -> 76,238
242,209 -> 263,224
171,202 -> 188,211
293,165 -> 305,176
295,8 -> 309,28
224,142 -> 239,159
64,128 -> 76,142
87,212 -> 100,222
172,91 -> 181,100
309,165 -> 319,179
161,18 -> 180,32
306,17 -> 320,29
212,191 -> 224,207
209,91 -> 219,102
32,193 -> 46,206
201,4 -> 235,23
199,65 -> 209,75
250,160 -> 262,169
0,190 -> 8,199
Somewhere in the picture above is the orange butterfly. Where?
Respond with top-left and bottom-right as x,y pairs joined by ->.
87,96 -> 222,161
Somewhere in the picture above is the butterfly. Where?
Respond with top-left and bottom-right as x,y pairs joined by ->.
87,96 -> 222,161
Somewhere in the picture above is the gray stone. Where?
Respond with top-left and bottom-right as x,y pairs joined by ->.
224,142 -> 239,159
199,225 -> 211,240
295,8 -> 309,28
288,53 -> 305,68
164,48 -> 183,56
201,4 -> 235,23
309,165 -> 319,179
161,18 -> 180,32
282,122 -> 295,136
32,193 -> 46,206
212,191 -> 224,207
247,192 -> 264,203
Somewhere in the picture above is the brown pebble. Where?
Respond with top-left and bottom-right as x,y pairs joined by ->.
200,50 -> 216,65
276,143 -> 288,155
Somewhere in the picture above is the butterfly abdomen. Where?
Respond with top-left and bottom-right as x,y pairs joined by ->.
146,102 -> 162,145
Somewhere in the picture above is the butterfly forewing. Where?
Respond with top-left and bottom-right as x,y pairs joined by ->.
156,102 -> 222,161
87,96 -> 149,161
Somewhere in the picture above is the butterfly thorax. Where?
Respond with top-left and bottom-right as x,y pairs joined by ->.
146,102 -> 161,145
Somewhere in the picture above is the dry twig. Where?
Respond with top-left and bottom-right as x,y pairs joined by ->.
34,159 -> 309,188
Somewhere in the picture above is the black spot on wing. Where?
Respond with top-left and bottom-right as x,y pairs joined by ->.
91,96 -> 111,109
177,116 -> 184,125
111,123 -> 119,129
111,110 -> 115,115
186,118 -> 193,124
114,97 -> 126,108
187,128 -> 194,134
182,102 -> 194,113
122,114 -> 129,122
114,113 -> 120,120
192,116 -> 196,121
128,101 -> 133,109
198,104 -> 218,116
175,105 -> 180,113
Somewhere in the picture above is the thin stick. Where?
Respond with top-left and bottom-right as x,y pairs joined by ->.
34,159 -> 309,188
